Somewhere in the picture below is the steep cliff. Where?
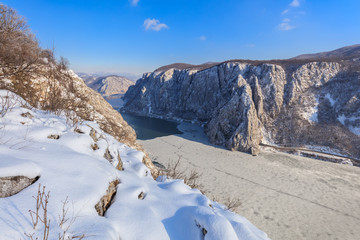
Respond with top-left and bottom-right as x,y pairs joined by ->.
123,60 -> 360,160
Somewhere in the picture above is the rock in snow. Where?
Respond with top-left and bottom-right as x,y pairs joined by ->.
123,61 -> 360,159
0,90 -> 269,240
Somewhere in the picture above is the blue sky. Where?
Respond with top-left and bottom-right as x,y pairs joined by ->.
3,0 -> 360,75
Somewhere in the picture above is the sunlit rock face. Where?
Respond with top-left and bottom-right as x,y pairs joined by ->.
124,61 -> 360,159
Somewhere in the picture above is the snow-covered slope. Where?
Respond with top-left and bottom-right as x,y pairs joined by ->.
0,90 -> 269,240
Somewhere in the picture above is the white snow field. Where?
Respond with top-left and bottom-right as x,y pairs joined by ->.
0,90 -> 269,240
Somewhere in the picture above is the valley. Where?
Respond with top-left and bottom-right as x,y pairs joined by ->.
1,1 -> 360,239
137,121 -> 360,240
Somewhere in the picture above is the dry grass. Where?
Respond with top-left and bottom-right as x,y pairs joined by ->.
159,156 -> 203,191
57,197 -> 86,240
211,195 -> 242,212
25,184 -> 50,240
223,197 -> 242,212
159,157 -> 242,212
25,184 -> 87,240
0,91 -> 14,117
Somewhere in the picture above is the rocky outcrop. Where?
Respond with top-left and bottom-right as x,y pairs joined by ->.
1,69 -> 158,178
68,71 -> 138,148
95,179 -> 120,216
123,61 -> 360,160
0,176 -> 39,198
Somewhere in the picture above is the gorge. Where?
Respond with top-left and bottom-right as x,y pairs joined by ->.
123,54 -> 360,163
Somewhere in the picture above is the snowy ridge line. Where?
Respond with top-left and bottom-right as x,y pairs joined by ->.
260,143 -> 359,166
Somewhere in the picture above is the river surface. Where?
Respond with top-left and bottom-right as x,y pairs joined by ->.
122,112 -> 360,240
121,112 -> 183,140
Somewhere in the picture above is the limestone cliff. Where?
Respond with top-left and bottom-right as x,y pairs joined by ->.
123,60 -> 360,160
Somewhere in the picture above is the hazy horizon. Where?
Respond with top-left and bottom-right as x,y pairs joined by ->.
3,0 -> 360,75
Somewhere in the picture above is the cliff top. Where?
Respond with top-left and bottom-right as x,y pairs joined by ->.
154,44 -> 360,74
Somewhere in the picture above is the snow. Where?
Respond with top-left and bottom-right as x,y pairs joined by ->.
0,156 -> 41,178
188,69 -> 199,75
305,145 -> 345,157
301,98 -> 318,123
309,111 -> 318,123
349,126 -> 360,136
0,90 -> 269,240
338,114 -> 346,125
325,93 -> 335,107
337,114 -> 360,136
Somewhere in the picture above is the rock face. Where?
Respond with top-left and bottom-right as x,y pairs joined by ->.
0,176 -> 39,198
123,60 -> 360,159
95,179 -> 120,216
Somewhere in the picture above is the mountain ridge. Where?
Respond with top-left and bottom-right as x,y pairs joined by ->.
123,49 -> 360,163
150,44 -> 360,74
292,44 -> 360,60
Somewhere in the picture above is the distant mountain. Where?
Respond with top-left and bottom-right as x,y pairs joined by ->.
155,62 -> 220,73
80,74 -> 135,98
292,44 -> 360,60
79,74 -> 135,109
77,72 -> 141,81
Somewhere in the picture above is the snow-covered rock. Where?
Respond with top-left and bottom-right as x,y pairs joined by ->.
0,90 -> 269,240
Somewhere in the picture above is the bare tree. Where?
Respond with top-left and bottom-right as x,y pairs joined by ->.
0,4 -> 42,80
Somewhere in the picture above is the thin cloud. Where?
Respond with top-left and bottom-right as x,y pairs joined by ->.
290,0 -> 300,7
199,36 -> 207,41
279,1 -> 303,30
144,18 -> 169,31
278,21 -> 295,31
130,0 -> 139,6
282,9 -> 289,15
282,0 -> 301,14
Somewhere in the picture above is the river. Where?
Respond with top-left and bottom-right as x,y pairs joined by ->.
121,112 -> 183,140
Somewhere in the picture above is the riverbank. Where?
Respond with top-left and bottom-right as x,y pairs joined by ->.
138,122 -> 360,240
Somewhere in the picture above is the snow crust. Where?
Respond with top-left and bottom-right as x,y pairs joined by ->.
337,114 -> 360,136
0,90 -> 269,240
